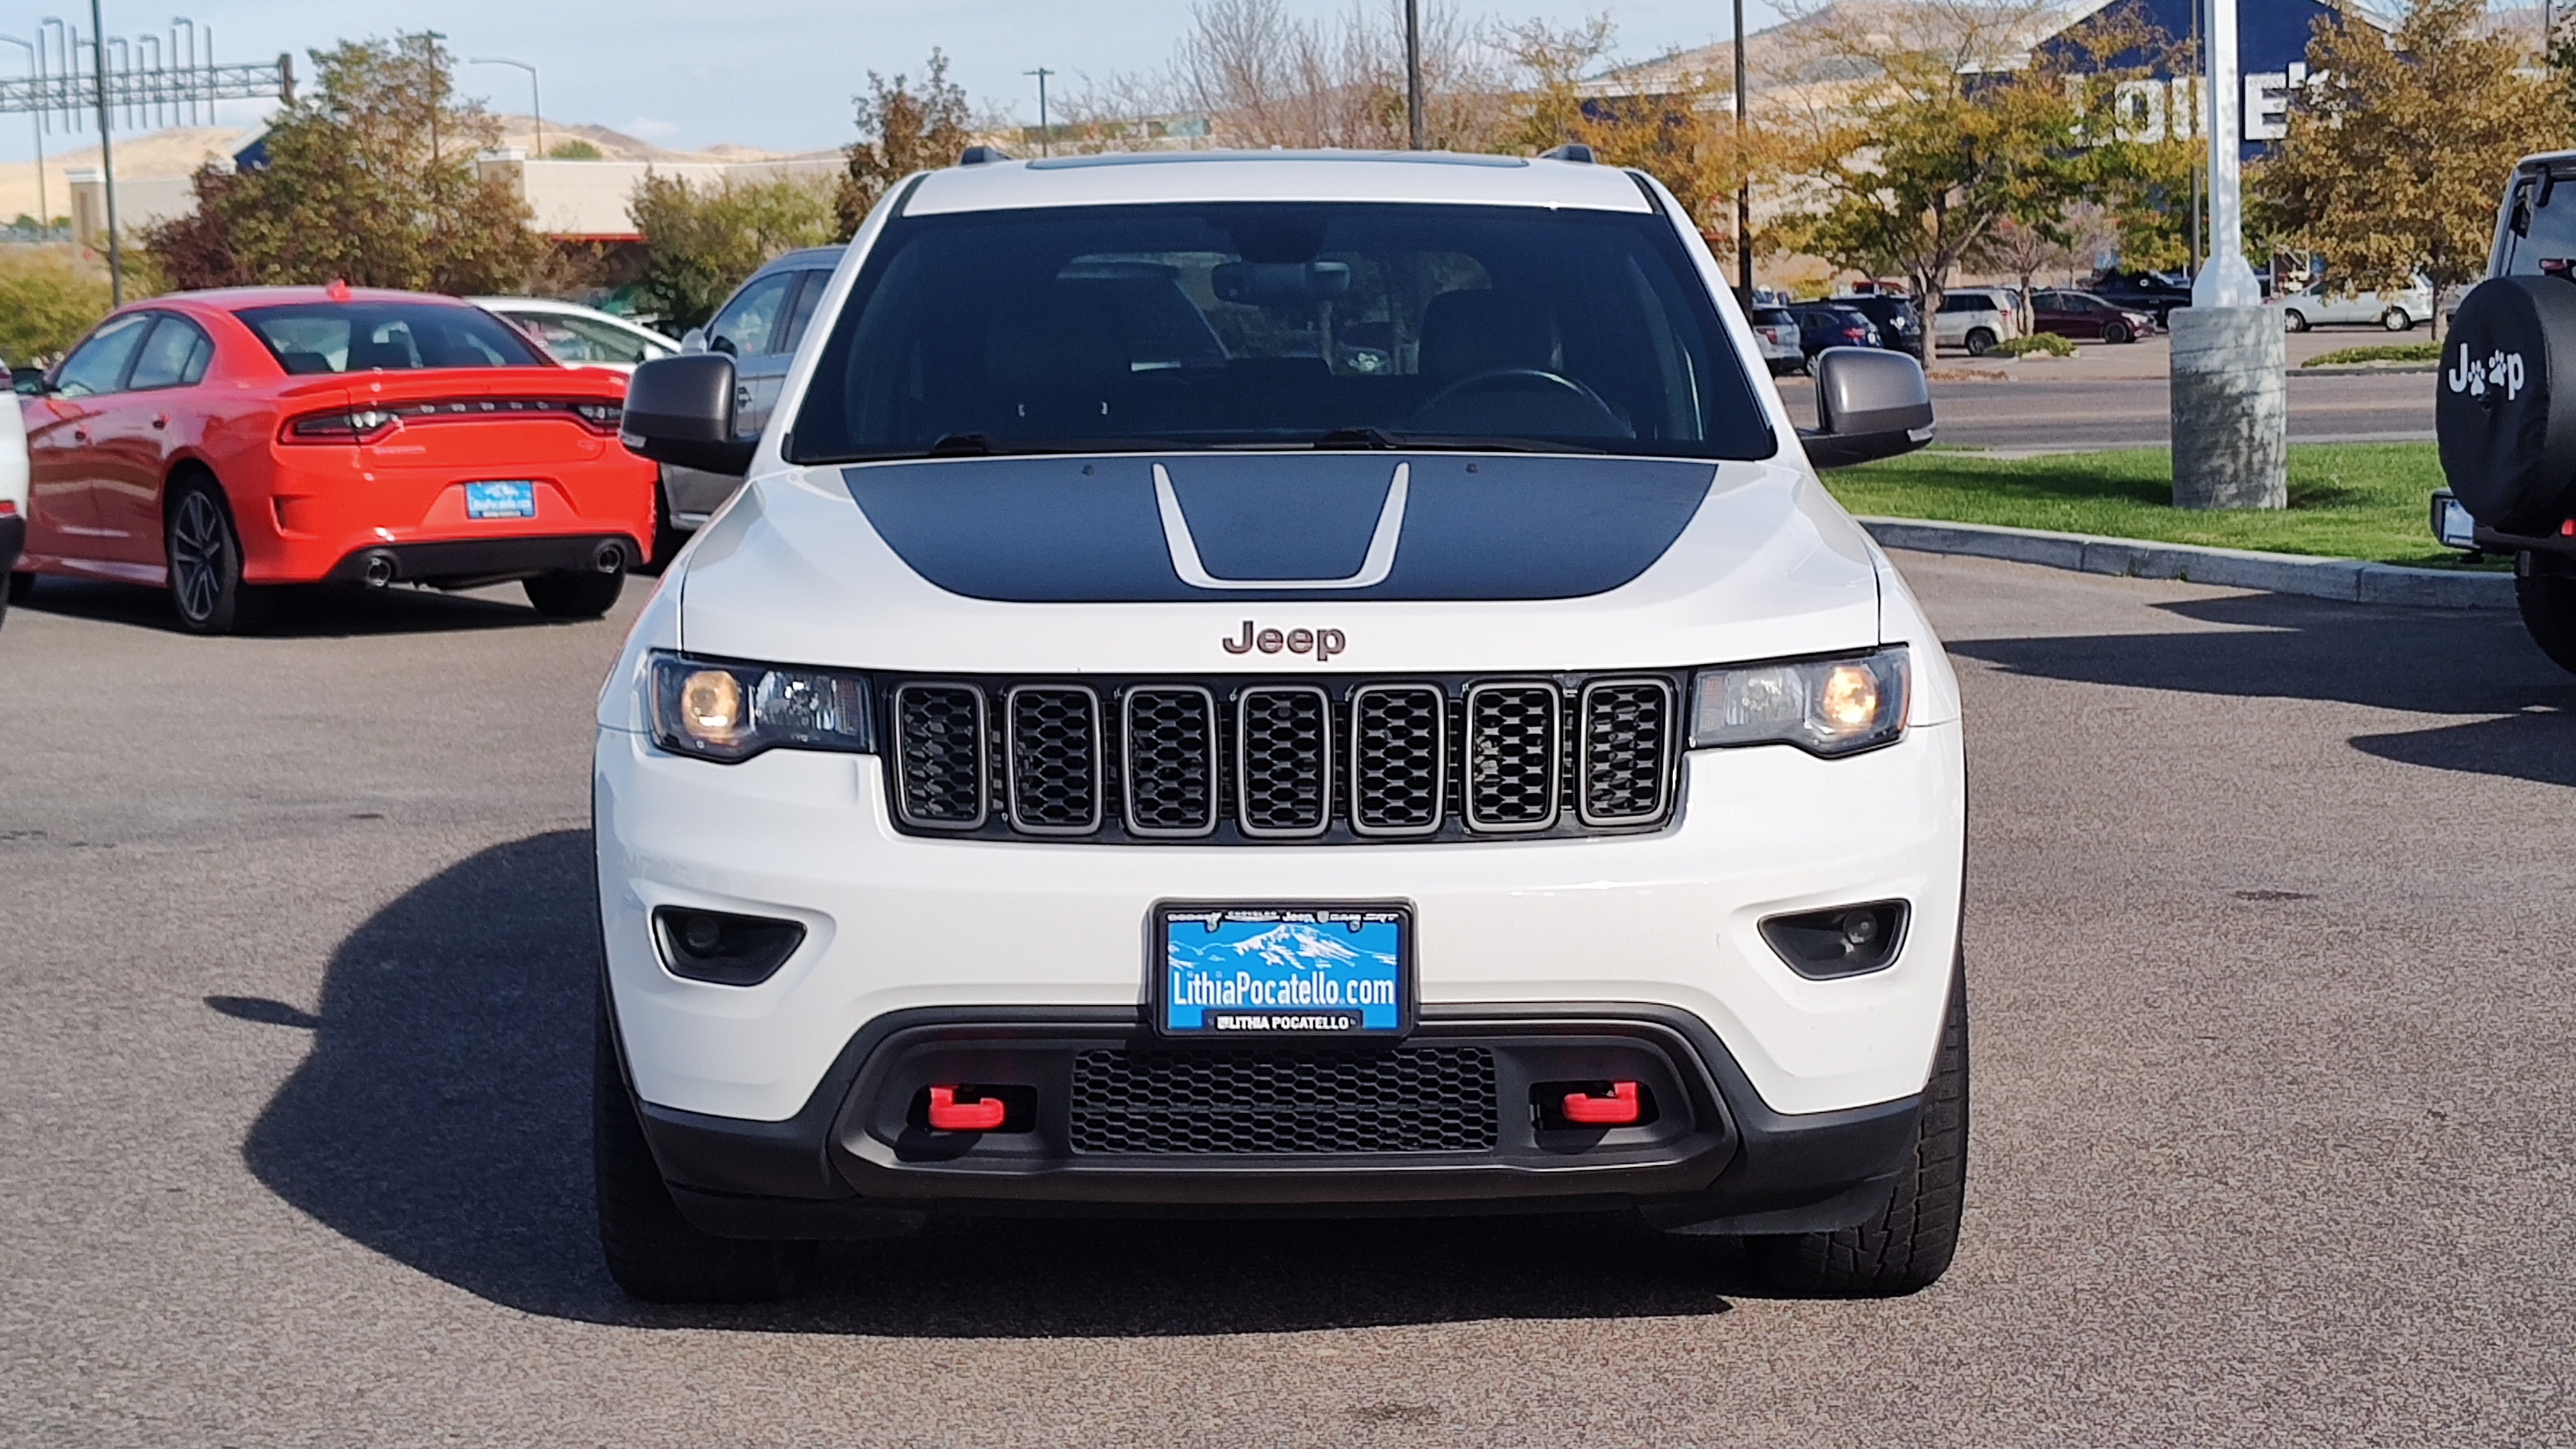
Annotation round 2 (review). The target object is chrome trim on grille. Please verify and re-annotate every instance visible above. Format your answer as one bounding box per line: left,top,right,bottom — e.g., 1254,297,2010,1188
892,682,989,830
1577,677,1678,827
1234,684,1333,838
1463,680,1562,834
1120,684,1221,838
1348,682,1448,838
1002,684,1104,835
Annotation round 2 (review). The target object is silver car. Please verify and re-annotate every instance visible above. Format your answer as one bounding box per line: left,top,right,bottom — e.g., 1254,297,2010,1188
2274,277,2434,331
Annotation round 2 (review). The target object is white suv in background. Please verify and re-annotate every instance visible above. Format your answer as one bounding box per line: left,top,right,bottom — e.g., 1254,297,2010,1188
0,362,28,628
1933,288,2023,356
598,148,1967,1304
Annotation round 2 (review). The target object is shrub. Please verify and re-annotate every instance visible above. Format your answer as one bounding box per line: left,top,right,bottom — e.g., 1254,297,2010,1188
0,246,114,363
1991,331,2077,357
547,139,604,160
2304,342,2440,367
629,173,837,330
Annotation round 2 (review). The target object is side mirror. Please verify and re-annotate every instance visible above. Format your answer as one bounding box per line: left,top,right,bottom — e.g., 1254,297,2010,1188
12,366,50,395
622,353,755,475
1801,346,1935,469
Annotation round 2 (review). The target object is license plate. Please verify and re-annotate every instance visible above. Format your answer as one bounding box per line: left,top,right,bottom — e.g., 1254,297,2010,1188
2434,492,2478,550
465,480,536,519
1154,902,1413,1038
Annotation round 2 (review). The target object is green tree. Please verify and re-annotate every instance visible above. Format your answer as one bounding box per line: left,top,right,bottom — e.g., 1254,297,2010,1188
629,173,837,330
2255,0,2569,338
837,51,973,238
143,32,541,293
0,247,114,362
1772,0,2182,318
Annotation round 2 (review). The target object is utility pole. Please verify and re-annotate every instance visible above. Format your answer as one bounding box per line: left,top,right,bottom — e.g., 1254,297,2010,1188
1733,0,1751,296
1024,67,1053,157
2168,0,2284,511
90,0,119,304
0,37,46,233
1403,0,1424,150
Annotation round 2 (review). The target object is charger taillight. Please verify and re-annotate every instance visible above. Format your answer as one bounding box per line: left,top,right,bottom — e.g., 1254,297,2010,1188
283,408,397,444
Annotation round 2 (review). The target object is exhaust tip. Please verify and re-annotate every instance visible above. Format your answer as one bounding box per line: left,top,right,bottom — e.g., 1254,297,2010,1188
592,541,628,574
360,550,398,588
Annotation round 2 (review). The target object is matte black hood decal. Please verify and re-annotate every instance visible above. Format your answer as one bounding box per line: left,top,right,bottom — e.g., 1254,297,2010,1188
840,453,1714,602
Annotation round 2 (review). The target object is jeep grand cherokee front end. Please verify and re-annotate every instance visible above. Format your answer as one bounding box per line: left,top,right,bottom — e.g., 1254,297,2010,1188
594,148,1965,1303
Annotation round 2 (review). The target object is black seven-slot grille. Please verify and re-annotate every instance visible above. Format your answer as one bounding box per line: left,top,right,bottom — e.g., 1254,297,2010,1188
888,673,1679,844
1069,1045,1501,1154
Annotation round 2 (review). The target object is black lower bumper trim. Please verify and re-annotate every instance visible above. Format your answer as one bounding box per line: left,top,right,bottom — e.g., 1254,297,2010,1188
631,1002,1929,1238
322,533,639,588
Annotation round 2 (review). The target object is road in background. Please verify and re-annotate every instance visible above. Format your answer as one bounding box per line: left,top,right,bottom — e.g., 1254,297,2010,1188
3,563,2571,1445
1777,369,2433,451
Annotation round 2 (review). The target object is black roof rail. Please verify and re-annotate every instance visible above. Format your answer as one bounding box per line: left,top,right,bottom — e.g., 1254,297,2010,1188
1539,143,1594,164
958,145,1013,166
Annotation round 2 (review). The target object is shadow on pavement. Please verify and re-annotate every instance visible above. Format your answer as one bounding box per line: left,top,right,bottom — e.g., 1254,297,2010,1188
1949,592,2576,787
238,830,1751,1334
16,575,568,638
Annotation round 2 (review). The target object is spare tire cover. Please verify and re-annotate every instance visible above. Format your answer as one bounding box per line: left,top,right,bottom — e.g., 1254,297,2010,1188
2438,274,2576,535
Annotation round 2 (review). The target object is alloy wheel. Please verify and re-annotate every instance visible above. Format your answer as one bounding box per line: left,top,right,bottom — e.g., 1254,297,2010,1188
170,491,226,624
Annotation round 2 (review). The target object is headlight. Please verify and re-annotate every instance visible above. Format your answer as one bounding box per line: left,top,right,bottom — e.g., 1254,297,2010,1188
647,653,873,763
1690,648,1908,757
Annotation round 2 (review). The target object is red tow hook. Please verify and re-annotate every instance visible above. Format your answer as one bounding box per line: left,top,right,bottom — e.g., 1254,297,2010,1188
1560,1081,1641,1126
926,1085,1008,1132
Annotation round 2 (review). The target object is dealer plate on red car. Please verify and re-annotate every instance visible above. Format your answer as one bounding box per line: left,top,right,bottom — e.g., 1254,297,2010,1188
1154,902,1413,1038
464,480,536,519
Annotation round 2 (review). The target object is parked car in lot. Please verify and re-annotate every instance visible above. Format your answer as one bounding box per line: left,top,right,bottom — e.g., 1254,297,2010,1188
597,147,1965,1306
1931,287,2021,355
2434,149,2576,674
649,247,848,545
474,296,677,374
0,356,25,630
2273,276,2433,331
10,284,656,633
2085,269,2193,326
1746,305,1806,374
1828,293,1925,357
2029,289,2155,343
1790,302,1879,357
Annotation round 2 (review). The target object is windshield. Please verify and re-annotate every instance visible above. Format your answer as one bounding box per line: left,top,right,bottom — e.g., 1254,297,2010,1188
240,302,546,374
786,202,1772,462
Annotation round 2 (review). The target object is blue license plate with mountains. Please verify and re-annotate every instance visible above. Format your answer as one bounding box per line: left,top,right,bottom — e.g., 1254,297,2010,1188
1155,902,1412,1038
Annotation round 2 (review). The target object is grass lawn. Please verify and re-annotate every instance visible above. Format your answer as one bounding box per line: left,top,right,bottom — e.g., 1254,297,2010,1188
1823,442,2490,569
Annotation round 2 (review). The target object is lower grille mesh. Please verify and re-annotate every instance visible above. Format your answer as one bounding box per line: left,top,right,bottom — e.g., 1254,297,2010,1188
1068,1046,1500,1153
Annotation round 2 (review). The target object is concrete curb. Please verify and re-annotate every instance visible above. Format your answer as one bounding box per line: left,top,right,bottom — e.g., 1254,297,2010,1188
2288,362,2439,377
1858,516,2514,611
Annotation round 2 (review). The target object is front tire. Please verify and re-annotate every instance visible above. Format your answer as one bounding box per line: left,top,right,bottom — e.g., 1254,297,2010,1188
165,480,262,635
1745,960,1968,1297
1963,327,1997,357
2382,308,2413,332
524,569,625,619
2515,564,2576,677
595,999,816,1302
2282,308,2310,333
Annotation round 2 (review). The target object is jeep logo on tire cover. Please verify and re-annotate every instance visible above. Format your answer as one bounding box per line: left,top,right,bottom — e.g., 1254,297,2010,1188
2436,274,2576,536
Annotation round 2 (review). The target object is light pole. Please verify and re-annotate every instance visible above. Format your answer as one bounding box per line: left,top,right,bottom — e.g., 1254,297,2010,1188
469,56,540,158
1403,0,1424,149
0,36,47,233
90,0,119,303
2168,0,2283,510
1023,67,1053,157
170,17,192,125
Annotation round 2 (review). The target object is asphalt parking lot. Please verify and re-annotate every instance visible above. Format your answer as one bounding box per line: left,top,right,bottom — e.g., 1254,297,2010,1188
3,557,2572,1446
1777,369,2434,450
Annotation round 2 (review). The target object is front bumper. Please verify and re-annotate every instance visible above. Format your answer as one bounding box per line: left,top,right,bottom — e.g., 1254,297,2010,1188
625,1003,1926,1238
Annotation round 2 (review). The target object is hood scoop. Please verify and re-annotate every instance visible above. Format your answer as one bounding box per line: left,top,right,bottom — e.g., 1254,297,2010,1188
840,452,1714,604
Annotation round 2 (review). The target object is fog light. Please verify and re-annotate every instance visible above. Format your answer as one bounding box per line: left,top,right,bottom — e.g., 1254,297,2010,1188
1760,901,1909,979
650,906,805,986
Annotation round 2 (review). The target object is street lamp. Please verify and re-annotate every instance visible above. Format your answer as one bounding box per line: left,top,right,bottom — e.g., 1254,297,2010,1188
170,17,192,125
1024,67,1053,157
0,36,48,232
469,56,540,158
1403,0,1424,149
2167,0,2284,511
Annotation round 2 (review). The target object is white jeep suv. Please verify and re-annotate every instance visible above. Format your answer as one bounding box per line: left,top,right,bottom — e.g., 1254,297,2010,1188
596,149,1968,1303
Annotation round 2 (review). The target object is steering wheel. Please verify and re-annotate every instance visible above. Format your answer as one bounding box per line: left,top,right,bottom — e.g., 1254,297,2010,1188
1410,366,1616,425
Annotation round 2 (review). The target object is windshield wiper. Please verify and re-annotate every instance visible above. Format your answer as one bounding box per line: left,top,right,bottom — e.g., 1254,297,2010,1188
1312,427,1602,455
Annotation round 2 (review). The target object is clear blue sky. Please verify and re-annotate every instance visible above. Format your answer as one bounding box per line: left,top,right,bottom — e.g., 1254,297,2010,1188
24,0,1787,155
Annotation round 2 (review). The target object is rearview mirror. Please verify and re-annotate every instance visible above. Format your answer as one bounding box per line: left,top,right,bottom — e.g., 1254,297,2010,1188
1211,261,1352,305
622,353,755,475
1801,347,1935,469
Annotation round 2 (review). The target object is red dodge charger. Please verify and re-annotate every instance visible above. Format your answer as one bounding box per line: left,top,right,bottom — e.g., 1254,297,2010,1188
10,283,657,633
